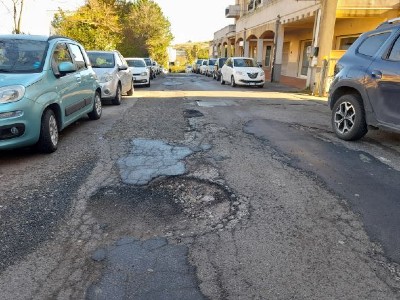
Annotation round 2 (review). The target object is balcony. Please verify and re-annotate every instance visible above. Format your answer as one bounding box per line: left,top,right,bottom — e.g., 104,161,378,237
225,5,240,18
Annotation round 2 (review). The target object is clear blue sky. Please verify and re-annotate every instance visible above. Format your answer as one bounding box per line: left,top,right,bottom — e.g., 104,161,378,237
0,0,234,44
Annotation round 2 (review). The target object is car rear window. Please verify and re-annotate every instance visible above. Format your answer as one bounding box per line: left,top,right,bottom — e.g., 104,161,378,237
88,52,115,68
127,59,146,67
357,32,391,57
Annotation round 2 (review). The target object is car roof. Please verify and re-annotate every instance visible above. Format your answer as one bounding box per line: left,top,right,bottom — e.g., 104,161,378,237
376,17,400,29
0,34,77,43
87,50,117,53
230,57,254,59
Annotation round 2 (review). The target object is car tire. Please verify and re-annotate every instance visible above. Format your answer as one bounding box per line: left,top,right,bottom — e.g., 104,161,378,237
331,93,368,141
221,75,225,85
112,84,122,105
88,91,102,120
258,84,264,88
231,76,236,87
127,80,134,96
146,79,151,88
36,108,58,153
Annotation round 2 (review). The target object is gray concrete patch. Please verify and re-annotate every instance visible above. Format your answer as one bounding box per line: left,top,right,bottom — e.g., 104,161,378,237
196,100,237,107
118,139,193,185
163,81,184,86
86,237,205,300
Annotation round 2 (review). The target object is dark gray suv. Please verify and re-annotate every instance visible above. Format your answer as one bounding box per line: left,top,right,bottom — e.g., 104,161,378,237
328,18,400,141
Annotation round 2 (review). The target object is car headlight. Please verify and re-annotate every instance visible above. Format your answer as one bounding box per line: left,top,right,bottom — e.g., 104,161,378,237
260,71,265,76
0,85,25,104
99,73,113,83
141,72,148,76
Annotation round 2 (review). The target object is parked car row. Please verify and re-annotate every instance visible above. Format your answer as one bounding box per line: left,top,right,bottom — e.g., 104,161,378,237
194,56,265,88
0,34,158,153
87,50,133,105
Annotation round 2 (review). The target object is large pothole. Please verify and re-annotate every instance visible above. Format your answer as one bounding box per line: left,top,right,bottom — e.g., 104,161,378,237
88,177,248,239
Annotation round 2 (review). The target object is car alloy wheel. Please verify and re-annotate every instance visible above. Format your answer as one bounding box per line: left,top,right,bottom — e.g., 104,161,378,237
332,94,368,141
112,84,122,105
88,91,102,120
37,109,58,153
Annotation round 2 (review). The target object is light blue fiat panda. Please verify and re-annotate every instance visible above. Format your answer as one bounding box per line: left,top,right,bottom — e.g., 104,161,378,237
0,35,102,153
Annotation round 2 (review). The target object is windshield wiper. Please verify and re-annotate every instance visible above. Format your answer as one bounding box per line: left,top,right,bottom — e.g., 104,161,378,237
0,69,12,73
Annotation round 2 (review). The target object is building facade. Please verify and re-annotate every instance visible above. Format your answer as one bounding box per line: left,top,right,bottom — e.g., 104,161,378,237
212,0,400,95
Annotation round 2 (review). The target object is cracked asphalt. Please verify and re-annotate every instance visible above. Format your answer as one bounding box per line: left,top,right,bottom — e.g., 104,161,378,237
0,73,400,299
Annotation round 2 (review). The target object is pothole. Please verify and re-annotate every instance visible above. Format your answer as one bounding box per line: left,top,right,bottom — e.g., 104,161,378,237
88,177,248,238
183,109,204,118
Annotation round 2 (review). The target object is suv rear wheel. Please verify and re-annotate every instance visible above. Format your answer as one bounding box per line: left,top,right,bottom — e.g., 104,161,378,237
332,94,368,141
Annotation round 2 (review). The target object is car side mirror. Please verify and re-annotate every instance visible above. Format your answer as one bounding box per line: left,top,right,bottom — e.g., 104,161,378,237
58,62,76,76
118,65,128,71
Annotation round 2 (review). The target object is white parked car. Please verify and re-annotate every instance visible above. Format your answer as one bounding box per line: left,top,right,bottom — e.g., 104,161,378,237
199,60,208,75
87,50,134,104
185,65,193,73
205,58,217,77
126,57,150,87
220,57,265,88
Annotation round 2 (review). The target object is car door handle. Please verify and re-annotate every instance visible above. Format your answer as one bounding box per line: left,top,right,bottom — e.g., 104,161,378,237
371,70,382,79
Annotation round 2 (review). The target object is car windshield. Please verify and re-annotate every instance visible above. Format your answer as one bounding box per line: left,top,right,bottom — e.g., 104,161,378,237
143,58,152,66
87,52,115,68
233,58,257,67
0,39,47,73
127,59,146,68
219,58,227,67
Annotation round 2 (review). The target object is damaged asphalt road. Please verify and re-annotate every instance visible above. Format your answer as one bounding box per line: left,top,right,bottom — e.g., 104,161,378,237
0,73,399,299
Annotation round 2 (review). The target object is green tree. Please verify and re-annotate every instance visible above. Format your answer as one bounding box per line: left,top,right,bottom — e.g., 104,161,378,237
116,0,173,67
52,0,173,67
52,0,121,50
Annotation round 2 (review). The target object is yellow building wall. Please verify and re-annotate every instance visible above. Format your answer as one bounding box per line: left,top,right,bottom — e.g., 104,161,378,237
282,29,313,77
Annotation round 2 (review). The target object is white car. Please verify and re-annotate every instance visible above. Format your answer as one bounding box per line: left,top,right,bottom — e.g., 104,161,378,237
87,50,134,104
220,57,265,88
205,58,217,77
199,60,208,75
185,65,193,73
126,57,150,87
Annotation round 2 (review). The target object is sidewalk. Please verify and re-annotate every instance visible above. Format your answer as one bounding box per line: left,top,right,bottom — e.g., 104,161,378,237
263,80,328,103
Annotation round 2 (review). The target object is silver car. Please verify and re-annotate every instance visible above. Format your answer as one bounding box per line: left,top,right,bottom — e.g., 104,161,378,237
87,50,134,105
